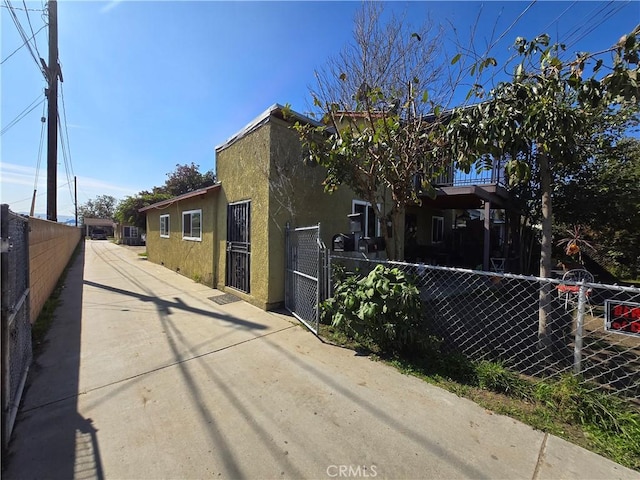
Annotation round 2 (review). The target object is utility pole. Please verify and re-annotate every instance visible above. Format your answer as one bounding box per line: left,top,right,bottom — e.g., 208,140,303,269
74,176,78,227
46,0,60,222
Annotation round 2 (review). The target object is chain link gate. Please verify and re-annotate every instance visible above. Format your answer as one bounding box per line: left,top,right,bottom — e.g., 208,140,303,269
285,224,327,335
1,205,32,449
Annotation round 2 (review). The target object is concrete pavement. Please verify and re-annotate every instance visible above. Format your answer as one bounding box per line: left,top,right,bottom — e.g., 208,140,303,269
3,240,639,479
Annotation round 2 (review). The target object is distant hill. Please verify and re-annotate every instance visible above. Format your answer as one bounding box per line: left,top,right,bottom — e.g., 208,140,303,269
17,212,78,225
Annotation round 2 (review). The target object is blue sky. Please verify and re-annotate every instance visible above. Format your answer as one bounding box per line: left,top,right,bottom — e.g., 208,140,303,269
2,1,638,219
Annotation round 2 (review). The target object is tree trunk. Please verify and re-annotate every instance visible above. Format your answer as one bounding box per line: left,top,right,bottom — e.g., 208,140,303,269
384,207,405,260
538,151,554,357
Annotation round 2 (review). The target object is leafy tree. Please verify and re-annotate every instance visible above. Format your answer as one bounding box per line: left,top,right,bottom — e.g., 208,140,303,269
294,3,459,260
78,195,117,221
554,137,640,278
163,162,216,196
445,26,639,351
114,191,172,228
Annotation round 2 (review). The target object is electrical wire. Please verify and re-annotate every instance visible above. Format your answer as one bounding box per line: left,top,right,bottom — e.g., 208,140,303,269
485,0,537,55
57,111,75,204
22,0,42,59
0,3,43,11
0,93,45,136
33,101,47,192
563,2,628,51
59,82,76,205
6,180,72,207
0,23,46,64
3,0,47,79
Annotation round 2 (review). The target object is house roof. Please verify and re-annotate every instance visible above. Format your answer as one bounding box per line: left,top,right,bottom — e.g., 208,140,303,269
138,183,221,212
215,103,322,153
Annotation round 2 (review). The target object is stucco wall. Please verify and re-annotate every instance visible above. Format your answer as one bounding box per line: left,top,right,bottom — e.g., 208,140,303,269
145,191,217,286
29,218,82,323
215,123,272,309
215,117,364,310
267,118,357,305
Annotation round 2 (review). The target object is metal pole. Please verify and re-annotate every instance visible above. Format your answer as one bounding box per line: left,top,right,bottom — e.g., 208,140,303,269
573,282,587,375
315,223,321,334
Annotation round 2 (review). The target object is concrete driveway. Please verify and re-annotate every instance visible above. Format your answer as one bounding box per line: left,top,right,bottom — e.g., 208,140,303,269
4,241,638,479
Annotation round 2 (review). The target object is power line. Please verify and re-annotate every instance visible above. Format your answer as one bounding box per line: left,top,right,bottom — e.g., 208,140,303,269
22,0,43,59
59,82,75,205
0,93,45,136
0,23,46,65
6,180,72,207
485,0,537,55
537,1,577,38
34,101,47,192
2,0,47,79
57,112,74,204
0,3,43,11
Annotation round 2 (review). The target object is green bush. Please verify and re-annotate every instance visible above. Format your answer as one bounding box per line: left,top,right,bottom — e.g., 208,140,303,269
475,360,531,398
320,264,426,354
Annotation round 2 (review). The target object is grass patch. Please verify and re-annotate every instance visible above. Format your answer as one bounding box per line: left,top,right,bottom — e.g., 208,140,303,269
138,251,148,258
31,241,82,355
321,324,640,471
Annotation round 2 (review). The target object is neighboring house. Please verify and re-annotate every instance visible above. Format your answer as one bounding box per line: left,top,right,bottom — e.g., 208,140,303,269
141,103,518,310
141,185,219,286
114,223,145,246
82,218,115,238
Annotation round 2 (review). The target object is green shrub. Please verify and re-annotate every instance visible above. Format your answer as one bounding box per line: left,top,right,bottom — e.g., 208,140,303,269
320,264,426,354
475,360,530,398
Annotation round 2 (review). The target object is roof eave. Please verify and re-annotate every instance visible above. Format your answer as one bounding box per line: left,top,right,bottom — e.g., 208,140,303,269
138,183,221,213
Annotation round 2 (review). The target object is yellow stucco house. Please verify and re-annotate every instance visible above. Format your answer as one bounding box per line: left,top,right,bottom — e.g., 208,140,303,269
142,103,513,311
142,104,362,310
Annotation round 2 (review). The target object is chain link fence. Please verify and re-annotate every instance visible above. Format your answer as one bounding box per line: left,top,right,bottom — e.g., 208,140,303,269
328,253,640,403
1,205,32,448
285,224,328,335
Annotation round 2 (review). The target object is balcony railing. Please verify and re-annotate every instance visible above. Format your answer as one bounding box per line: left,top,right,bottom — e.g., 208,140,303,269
430,159,505,187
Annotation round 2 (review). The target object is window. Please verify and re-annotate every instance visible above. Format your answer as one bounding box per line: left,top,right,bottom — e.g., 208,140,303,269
431,216,444,243
182,209,202,241
123,226,138,238
352,200,380,238
160,215,170,238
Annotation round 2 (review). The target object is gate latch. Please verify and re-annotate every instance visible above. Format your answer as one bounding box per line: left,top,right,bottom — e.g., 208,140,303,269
0,237,11,253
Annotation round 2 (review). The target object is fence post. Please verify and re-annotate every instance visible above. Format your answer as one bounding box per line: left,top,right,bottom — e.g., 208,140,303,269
573,281,587,375
315,223,321,334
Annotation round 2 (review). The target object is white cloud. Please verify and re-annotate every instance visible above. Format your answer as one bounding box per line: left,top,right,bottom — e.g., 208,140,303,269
0,162,141,210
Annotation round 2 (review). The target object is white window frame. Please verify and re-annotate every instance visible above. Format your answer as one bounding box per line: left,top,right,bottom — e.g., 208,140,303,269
182,209,202,241
431,215,444,243
123,226,139,238
351,200,381,238
160,214,170,238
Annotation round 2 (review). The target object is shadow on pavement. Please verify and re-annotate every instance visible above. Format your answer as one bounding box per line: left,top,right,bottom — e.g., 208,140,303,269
83,279,267,331
4,242,105,480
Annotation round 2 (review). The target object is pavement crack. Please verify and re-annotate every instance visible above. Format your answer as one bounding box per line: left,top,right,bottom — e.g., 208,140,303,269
531,432,549,480
20,324,296,414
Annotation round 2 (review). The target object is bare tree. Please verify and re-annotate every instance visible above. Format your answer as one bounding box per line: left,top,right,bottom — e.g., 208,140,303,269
296,3,460,259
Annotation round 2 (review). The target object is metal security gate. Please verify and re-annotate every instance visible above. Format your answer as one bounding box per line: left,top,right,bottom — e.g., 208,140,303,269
226,201,251,293
1,205,32,449
285,224,327,335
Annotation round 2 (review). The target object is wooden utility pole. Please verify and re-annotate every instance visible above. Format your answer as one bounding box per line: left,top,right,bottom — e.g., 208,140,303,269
74,176,78,226
46,0,59,222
